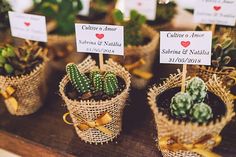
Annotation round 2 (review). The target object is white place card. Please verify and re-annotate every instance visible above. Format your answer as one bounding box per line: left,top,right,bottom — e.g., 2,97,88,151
8,11,47,42
78,0,90,16
194,0,236,26
124,0,157,20
160,31,212,65
75,24,124,55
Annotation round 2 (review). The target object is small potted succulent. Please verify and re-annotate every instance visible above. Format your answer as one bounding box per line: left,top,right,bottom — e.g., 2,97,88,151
0,41,48,116
0,0,12,43
190,26,236,88
147,0,177,30
78,0,116,24
33,0,85,69
59,56,131,144
148,72,235,157
111,10,159,89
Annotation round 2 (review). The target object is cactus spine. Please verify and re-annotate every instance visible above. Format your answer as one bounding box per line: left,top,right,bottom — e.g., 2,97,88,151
90,70,103,92
103,72,119,96
190,102,213,123
66,63,91,94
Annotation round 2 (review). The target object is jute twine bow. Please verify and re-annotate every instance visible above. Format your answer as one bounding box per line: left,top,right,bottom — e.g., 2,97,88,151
0,86,18,112
63,112,113,136
124,58,153,80
159,134,222,157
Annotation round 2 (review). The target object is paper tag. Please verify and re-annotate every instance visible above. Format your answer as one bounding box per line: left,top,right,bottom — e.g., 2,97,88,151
194,0,236,26
78,0,90,16
8,11,47,42
124,0,157,20
75,24,124,55
160,31,212,65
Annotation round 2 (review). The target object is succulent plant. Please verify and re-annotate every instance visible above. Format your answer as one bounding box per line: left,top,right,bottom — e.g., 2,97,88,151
113,9,146,46
186,77,207,103
190,102,213,123
0,0,12,30
66,63,91,94
170,92,193,118
196,26,236,69
34,0,82,35
90,70,103,92
0,41,47,76
66,63,119,98
148,1,176,25
103,71,118,96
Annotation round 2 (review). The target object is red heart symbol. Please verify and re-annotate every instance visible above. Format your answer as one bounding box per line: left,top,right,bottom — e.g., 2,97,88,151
181,41,191,48
213,6,221,11
24,22,30,27
96,33,104,39
138,2,142,6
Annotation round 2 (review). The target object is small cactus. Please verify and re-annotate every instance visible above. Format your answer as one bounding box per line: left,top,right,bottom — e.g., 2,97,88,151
66,63,91,94
186,77,207,103
170,92,193,118
103,71,119,96
190,102,213,123
90,70,103,92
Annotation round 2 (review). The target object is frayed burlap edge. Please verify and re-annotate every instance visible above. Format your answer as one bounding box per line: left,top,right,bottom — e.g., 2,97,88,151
0,61,47,116
59,56,131,144
147,70,235,157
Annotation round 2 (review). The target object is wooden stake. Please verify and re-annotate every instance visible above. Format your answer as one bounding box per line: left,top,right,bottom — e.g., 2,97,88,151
211,24,216,36
181,64,187,93
99,53,104,71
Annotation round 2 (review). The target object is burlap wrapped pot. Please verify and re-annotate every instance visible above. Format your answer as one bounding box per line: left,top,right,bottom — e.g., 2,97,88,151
59,56,131,144
112,24,159,89
148,70,235,157
0,61,47,116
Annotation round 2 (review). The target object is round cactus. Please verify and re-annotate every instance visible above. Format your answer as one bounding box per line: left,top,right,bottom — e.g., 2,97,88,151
170,92,193,118
186,77,207,103
190,102,213,123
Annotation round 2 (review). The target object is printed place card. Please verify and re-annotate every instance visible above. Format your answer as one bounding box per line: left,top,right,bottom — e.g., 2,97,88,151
124,0,157,20
160,31,212,65
8,11,47,42
194,0,236,26
78,0,90,16
75,24,124,55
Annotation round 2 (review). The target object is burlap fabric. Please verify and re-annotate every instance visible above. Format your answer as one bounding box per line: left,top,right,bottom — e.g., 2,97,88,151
189,65,236,88
112,24,159,89
59,56,131,144
148,71,235,157
0,62,47,116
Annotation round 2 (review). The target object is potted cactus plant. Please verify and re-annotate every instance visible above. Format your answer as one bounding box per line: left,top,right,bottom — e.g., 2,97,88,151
111,9,159,89
59,56,131,144
0,41,48,116
0,0,12,43
33,0,85,69
78,0,116,24
190,26,236,88
148,72,235,157
147,0,177,30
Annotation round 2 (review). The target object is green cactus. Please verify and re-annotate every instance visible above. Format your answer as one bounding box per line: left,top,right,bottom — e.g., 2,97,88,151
90,70,103,92
190,102,213,123
103,71,118,96
66,63,91,94
170,92,193,118
113,9,146,46
186,77,207,103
